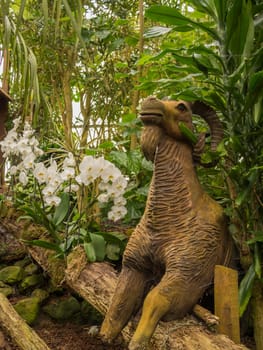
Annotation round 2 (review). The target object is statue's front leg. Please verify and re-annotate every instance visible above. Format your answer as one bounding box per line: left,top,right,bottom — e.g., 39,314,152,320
129,273,194,350
100,266,147,342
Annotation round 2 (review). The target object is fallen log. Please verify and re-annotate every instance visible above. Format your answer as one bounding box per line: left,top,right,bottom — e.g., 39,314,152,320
65,246,248,350
0,293,51,350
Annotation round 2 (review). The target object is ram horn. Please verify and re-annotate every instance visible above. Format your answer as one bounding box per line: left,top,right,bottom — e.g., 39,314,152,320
191,100,224,152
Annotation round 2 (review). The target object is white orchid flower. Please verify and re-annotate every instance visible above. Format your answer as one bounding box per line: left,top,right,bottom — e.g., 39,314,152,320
33,162,47,184
114,196,127,206
61,166,75,181
108,205,127,221
97,193,110,203
19,171,28,186
44,195,61,207
42,184,57,197
22,152,36,170
9,165,18,175
63,153,76,167
64,183,79,193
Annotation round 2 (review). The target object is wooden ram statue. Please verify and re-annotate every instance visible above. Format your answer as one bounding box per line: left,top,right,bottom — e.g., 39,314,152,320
100,96,232,350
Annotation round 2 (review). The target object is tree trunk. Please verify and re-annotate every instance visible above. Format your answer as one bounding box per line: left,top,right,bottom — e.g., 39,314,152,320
0,293,51,350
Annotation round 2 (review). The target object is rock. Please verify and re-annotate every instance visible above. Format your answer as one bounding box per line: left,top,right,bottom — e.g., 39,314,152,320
20,274,44,290
81,300,103,324
24,263,40,275
31,288,49,303
0,265,23,284
0,225,26,262
14,297,40,325
14,256,32,268
0,281,13,297
43,296,80,320
47,279,64,294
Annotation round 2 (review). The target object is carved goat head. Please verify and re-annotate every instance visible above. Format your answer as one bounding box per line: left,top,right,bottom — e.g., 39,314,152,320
139,96,223,164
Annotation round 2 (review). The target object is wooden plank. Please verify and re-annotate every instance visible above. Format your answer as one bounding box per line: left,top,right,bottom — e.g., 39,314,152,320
214,265,240,343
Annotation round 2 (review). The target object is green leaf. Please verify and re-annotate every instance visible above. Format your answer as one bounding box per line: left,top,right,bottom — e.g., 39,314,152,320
235,170,258,206
207,92,226,111
239,264,256,316
247,232,263,244
214,0,227,28
178,122,198,144
52,192,70,226
145,5,219,41
109,151,128,169
242,1,254,59
23,239,63,254
89,233,106,262
146,5,192,26
254,243,262,279
121,113,137,123
99,231,127,254
106,243,121,261
188,0,218,20
144,26,172,38
192,54,208,76
84,242,96,262
226,0,243,50
248,71,263,96
98,141,114,149
253,98,262,124
226,0,254,62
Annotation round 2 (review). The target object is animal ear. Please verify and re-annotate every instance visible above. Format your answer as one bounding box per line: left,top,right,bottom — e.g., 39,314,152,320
191,101,223,152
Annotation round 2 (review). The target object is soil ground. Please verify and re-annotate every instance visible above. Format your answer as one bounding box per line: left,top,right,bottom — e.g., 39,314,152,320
0,314,128,350
0,314,256,350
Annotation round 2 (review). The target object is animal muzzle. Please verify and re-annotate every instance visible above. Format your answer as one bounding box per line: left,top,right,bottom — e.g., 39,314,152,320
139,96,165,125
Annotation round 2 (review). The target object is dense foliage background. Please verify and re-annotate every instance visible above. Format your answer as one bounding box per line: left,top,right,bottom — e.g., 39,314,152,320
1,0,263,348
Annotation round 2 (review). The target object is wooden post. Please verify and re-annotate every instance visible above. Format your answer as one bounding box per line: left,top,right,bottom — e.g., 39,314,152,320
214,265,240,343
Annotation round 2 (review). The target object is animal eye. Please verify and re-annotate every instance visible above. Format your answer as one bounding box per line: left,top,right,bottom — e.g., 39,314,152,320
177,103,187,112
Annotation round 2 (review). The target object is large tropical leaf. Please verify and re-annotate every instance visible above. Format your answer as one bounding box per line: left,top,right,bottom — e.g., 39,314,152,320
226,0,254,63
239,264,256,317
52,192,70,227
145,5,219,41
89,232,106,262
144,26,172,38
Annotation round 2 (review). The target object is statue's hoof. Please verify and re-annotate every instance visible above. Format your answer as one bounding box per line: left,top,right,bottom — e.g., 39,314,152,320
99,331,111,344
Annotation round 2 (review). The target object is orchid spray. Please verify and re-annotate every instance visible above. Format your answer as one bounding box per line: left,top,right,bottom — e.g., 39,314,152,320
0,117,128,260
